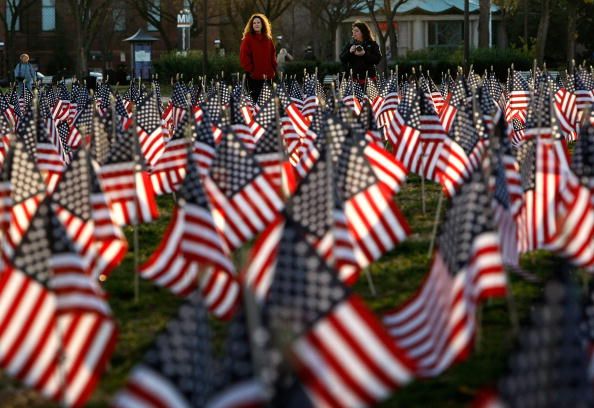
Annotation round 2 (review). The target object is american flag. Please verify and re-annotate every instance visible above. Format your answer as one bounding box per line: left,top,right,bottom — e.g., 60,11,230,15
135,91,166,169
35,111,65,194
479,276,594,407
0,138,46,264
574,68,594,110
516,87,571,253
207,307,270,407
242,147,360,299
90,110,112,165
263,218,415,407
289,79,304,111
288,149,361,284
97,127,159,226
489,115,522,266
51,148,107,277
96,82,112,112
427,75,446,113
87,157,128,280
113,293,217,408
140,152,239,318
51,82,71,122
203,130,284,251
342,79,362,116
385,83,423,172
150,111,191,195
418,88,471,198
328,116,410,268
383,170,506,377
0,91,17,127
152,76,163,115
377,77,399,127
277,81,311,139
301,76,319,117
67,99,93,149
554,87,579,141
252,98,285,189
193,106,217,176
162,81,189,133
505,70,531,124
448,91,485,173
478,83,500,131
548,120,594,271
0,198,117,407
230,84,255,125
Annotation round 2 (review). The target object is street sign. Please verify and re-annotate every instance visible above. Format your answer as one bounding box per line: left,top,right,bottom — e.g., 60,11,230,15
177,9,193,28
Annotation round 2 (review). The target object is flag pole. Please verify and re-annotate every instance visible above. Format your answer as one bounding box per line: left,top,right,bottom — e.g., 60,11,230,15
427,193,443,258
131,107,141,303
273,87,289,200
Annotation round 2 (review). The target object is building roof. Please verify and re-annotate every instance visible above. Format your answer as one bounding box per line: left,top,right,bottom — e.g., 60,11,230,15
396,0,499,14
123,28,159,43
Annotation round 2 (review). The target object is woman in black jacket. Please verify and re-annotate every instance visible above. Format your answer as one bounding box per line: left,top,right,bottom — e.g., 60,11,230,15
340,21,382,84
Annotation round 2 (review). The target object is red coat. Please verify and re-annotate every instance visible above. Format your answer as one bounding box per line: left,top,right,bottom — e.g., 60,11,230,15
240,33,277,80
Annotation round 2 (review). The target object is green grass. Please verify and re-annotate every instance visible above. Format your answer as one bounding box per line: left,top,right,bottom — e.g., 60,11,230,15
0,176,567,407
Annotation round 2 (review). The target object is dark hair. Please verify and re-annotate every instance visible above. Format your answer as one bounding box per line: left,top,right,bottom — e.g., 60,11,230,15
352,21,375,42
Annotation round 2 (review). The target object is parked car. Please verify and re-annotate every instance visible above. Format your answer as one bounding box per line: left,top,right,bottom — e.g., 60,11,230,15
36,72,53,85
36,72,74,86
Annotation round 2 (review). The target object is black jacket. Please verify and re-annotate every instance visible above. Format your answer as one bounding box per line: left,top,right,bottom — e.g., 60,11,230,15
339,39,382,80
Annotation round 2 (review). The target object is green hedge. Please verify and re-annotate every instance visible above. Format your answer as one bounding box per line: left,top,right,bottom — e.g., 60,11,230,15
154,48,537,83
154,51,343,82
153,51,242,81
281,61,343,79
391,47,534,80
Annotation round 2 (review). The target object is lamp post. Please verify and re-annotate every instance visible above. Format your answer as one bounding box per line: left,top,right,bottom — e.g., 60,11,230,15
463,0,470,74
202,0,208,75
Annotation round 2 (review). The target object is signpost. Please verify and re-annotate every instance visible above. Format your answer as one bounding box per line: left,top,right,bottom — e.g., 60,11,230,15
177,8,193,54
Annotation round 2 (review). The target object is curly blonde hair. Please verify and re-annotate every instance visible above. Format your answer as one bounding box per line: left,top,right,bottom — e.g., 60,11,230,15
242,14,272,40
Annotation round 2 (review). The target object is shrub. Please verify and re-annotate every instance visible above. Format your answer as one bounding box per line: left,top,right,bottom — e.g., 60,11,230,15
390,47,534,81
153,51,242,81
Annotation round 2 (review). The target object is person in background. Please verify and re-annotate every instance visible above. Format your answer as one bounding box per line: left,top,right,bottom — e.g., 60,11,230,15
339,21,382,84
239,13,277,102
14,53,36,91
277,47,293,74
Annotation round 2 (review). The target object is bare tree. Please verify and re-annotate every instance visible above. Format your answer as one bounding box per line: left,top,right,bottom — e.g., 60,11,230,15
0,0,37,75
221,0,293,38
124,0,177,50
65,0,113,76
493,0,520,49
479,0,490,48
300,0,366,60
535,0,550,64
566,0,578,63
364,0,409,72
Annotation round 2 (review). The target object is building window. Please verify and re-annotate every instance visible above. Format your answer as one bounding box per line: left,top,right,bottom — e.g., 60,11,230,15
42,0,56,31
147,0,160,32
427,21,463,47
113,4,126,32
6,0,21,31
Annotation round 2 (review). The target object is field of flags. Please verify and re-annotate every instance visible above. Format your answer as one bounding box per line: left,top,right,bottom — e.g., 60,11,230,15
0,60,593,407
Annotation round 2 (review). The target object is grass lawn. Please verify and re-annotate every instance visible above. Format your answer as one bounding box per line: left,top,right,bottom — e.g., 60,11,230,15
0,173,568,407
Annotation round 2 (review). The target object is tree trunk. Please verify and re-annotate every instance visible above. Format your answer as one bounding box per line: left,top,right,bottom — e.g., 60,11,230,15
498,12,509,49
479,0,490,48
535,0,550,64
566,0,577,64
387,19,398,62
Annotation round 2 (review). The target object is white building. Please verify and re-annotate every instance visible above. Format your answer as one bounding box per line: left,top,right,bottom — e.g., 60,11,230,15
337,0,502,60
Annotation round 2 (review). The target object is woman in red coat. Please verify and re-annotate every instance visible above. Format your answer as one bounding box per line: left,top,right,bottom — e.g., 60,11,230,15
240,14,277,103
